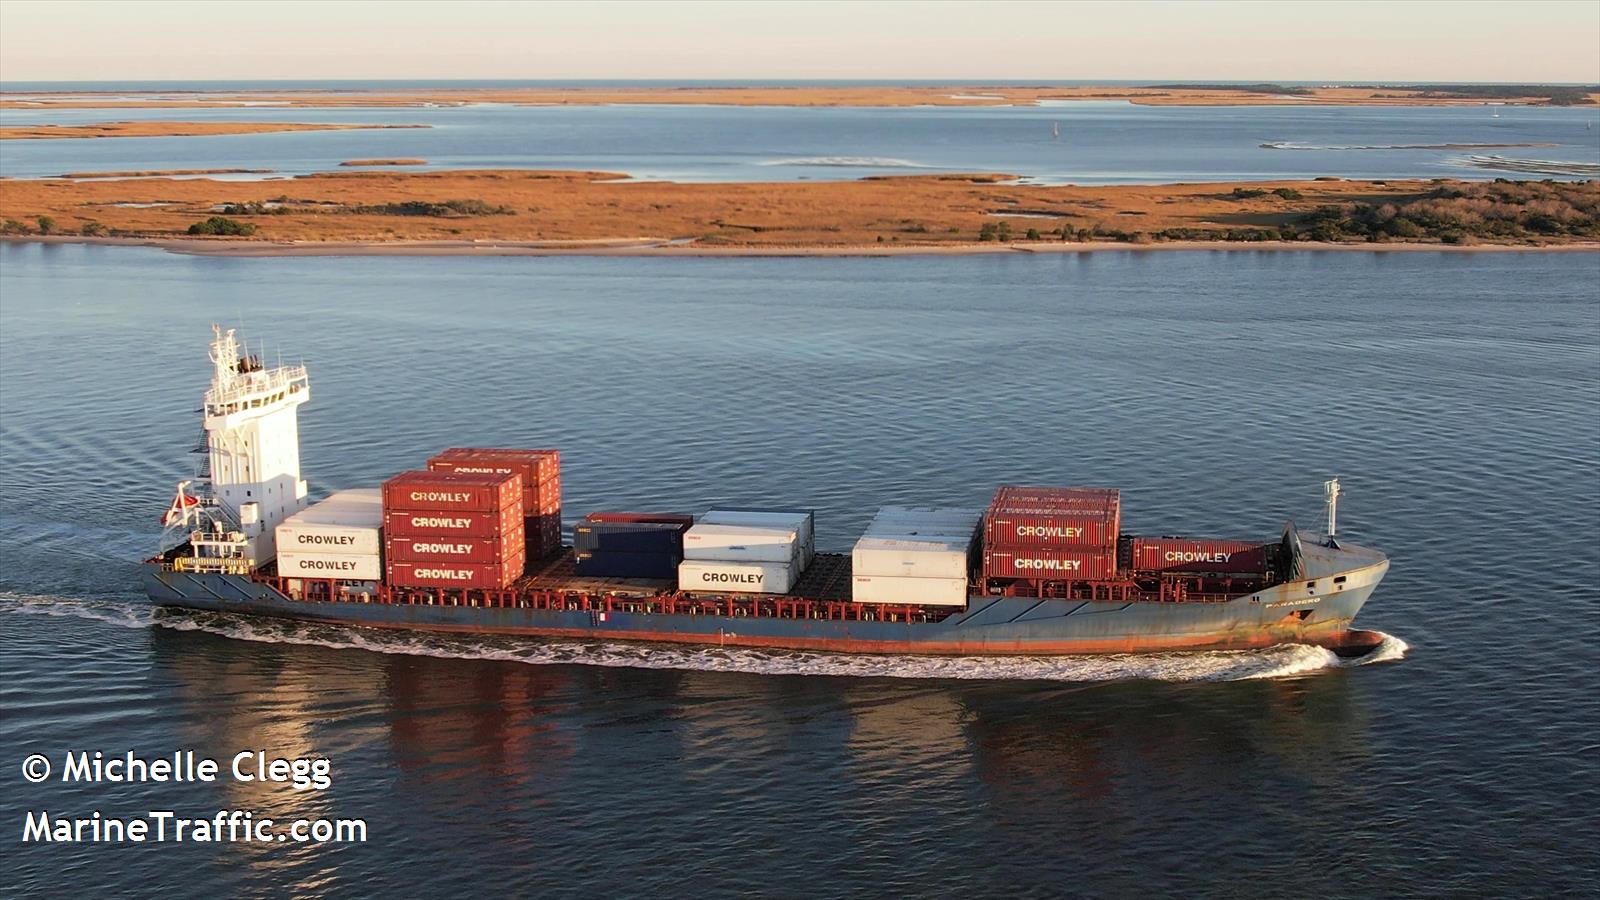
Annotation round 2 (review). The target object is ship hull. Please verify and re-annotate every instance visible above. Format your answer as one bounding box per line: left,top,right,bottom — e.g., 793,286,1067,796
141,555,1388,657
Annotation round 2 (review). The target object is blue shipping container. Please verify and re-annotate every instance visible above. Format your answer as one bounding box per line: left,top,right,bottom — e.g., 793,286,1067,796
573,522,686,554
573,550,681,579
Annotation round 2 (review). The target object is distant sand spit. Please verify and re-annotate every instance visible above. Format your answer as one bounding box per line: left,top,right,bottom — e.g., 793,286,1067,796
3,85,1596,111
0,121,430,140
55,168,275,179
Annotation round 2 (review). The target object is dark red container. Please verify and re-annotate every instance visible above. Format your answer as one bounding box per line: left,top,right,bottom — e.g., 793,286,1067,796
384,506,522,539
386,553,525,590
1131,538,1267,573
995,486,1119,509
986,486,1122,549
985,512,1119,548
428,448,560,516
586,511,695,528
527,485,562,516
430,447,560,483
383,470,523,514
983,547,1117,581
385,525,525,564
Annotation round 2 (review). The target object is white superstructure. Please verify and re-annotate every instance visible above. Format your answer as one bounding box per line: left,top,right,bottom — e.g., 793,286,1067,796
161,326,311,571
201,326,310,565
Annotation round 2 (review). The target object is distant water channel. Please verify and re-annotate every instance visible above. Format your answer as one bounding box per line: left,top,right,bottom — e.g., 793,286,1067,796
1,244,1597,895
2,100,1597,182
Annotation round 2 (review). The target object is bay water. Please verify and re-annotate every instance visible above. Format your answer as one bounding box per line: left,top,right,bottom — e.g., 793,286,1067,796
1,244,1597,895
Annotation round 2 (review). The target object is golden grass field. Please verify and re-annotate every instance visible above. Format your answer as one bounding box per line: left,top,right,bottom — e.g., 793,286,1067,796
3,169,1594,251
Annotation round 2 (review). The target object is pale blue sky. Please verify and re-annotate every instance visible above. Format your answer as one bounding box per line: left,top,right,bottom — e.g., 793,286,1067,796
1,0,1596,83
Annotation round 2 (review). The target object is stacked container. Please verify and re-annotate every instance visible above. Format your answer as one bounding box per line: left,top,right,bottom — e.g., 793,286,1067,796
572,512,693,579
1130,537,1267,574
427,448,562,562
275,488,384,581
851,506,981,606
585,512,695,528
983,487,1121,583
382,470,525,589
679,507,815,594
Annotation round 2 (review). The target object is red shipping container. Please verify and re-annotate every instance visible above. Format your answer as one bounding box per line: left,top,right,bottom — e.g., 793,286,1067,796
995,486,1119,509
384,506,522,539
1131,538,1267,573
586,511,694,528
430,447,560,483
386,525,525,564
428,448,560,515
428,463,558,511
386,553,525,590
987,485,1121,549
985,512,1119,548
383,470,523,514
983,547,1117,581
527,483,562,516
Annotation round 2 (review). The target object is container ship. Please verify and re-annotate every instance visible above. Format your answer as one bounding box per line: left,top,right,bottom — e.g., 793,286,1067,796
143,328,1390,657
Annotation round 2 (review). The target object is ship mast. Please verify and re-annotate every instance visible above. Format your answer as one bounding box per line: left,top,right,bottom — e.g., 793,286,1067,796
1324,476,1342,538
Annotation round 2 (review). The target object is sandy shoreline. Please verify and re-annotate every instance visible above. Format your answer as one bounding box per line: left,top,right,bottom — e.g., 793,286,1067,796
7,234,1595,258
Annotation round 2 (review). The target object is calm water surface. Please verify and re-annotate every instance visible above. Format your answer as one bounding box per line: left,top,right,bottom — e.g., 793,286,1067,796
2,101,1596,182
1,245,1597,897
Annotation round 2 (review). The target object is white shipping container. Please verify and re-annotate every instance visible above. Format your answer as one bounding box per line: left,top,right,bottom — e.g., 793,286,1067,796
277,551,382,581
277,523,381,556
701,509,814,545
277,488,384,556
851,575,970,606
678,559,796,594
683,523,800,562
283,488,383,526
852,538,972,579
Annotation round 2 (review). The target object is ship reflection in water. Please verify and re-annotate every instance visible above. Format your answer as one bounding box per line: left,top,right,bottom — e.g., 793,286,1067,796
141,622,1374,895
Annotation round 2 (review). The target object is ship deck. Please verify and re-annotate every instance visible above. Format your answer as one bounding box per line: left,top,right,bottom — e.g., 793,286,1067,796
164,543,1284,625
517,549,855,601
